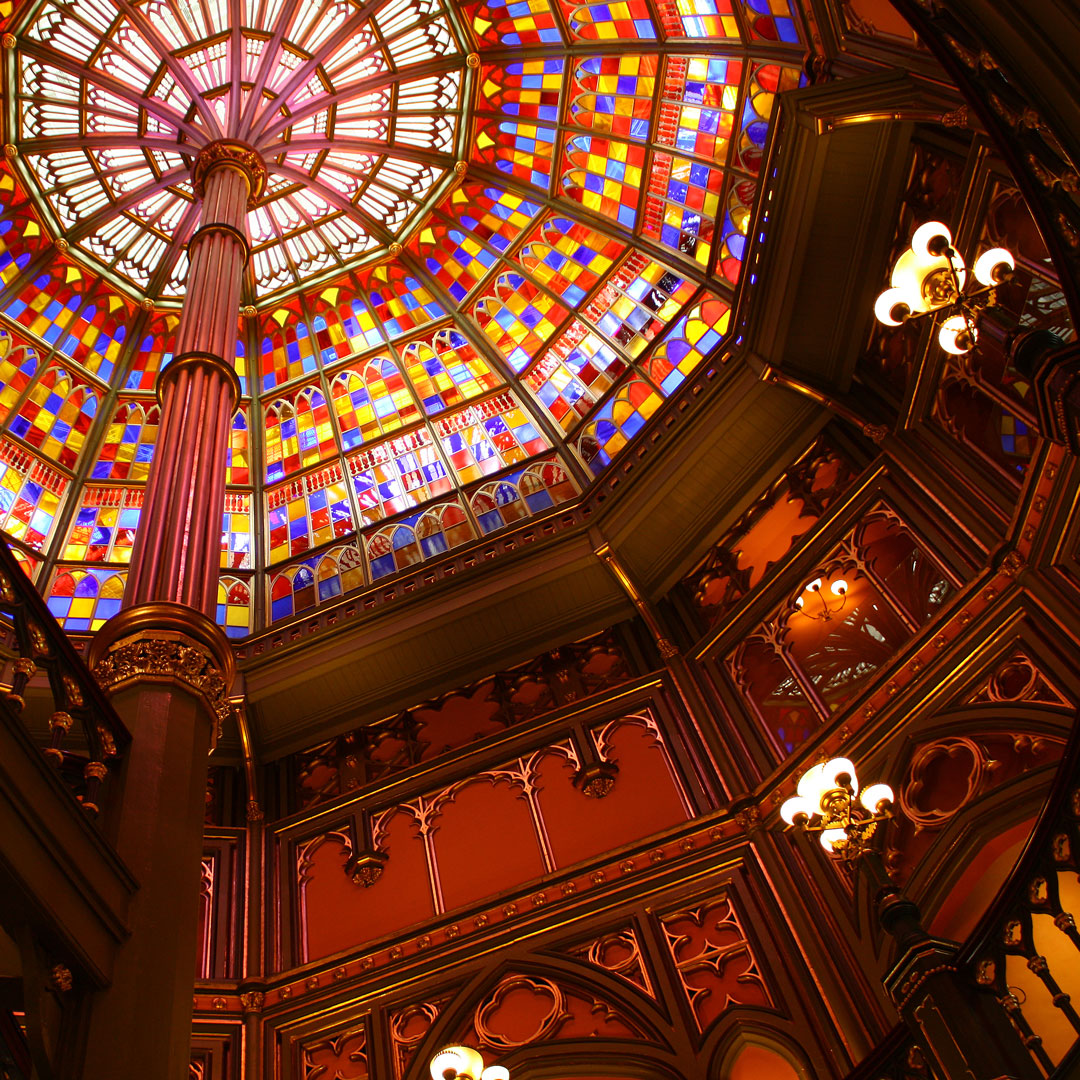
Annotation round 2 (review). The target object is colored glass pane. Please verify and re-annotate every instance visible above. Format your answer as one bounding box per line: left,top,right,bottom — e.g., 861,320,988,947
7,364,98,470
643,152,723,267
227,409,250,486
361,266,445,339
62,487,141,563
719,179,756,284
474,273,569,374
578,377,662,474
0,174,48,290
582,254,696,358
645,296,730,393
46,567,125,632
462,0,563,46
347,429,453,525
655,0,739,38
517,216,624,307
267,464,355,564
402,330,501,415
126,313,179,391
217,575,252,638
91,401,159,481
434,391,550,484
561,135,645,228
657,56,741,165
563,0,656,41
0,438,67,550
524,320,627,430
471,459,576,532
474,116,557,192
331,357,421,450
441,184,543,256
413,219,500,305
260,305,319,389
269,543,365,622
568,56,656,140
365,501,473,580
0,331,40,422
741,0,799,43
264,386,336,483
222,492,253,570
735,63,803,175
479,60,563,129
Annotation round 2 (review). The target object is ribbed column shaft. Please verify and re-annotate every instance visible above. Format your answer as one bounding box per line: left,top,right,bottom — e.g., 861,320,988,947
123,161,252,618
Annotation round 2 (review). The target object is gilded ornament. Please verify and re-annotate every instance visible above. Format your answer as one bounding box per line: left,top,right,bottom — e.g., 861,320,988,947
191,141,269,208
49,965,73,992
240,990,264,1013
1,34,15,49
466,52,480,68
55,238,69,253
92,634,231,734
454,160,468,177
140,297,154,312
388,242,403,256
242,305,257,318
3,144,16,159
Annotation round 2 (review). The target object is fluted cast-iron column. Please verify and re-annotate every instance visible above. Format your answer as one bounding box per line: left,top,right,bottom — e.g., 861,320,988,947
124,142,263,616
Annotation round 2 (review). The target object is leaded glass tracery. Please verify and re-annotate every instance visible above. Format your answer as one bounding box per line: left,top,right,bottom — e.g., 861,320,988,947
0,0,806,633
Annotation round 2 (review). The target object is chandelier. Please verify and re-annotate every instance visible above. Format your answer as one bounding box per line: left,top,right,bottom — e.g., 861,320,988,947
793,577,848,622
430,1046,509,1080
780,757,894,859
873,221,1015,355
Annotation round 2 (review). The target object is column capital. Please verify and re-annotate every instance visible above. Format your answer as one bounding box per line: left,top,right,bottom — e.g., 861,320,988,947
191,140,268,208
88,603,236,750
157,352,242,412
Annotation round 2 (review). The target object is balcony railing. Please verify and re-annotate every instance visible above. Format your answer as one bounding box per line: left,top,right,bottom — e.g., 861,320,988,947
0,537,129,817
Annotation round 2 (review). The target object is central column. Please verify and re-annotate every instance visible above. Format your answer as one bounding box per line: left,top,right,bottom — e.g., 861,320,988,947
125,142,264,615
83,142,264,1080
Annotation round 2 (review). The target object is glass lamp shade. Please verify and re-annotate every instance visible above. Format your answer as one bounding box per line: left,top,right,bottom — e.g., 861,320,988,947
796,762,828,807
859,783,894,813
831,579,848,596
822,757,858,797
910,221,952,259
820,827,847,852
780,795,817,826
431,1047,485,1080
938,314,976,355
973,247,1015,286
874,287,915,326
481,1068,511,1080
889,250,928,312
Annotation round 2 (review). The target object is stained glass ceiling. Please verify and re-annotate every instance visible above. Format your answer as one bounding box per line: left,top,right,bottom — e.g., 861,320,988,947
0,0,804,637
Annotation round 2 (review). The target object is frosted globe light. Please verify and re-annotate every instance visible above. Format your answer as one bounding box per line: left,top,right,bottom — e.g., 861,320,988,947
431,1047,485,1080
780,795,817,827
874,287,914,326
830,579,848,596
973,247,1015,286
481,1068,510,1080
938,314,976,355
796,762,828,807
889,250,926,309
860,783,894,813
823,757,858,797
820,827,847,853
911,221,951,259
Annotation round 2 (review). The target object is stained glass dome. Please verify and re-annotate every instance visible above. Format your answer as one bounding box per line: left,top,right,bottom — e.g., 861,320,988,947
0,0,804,637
